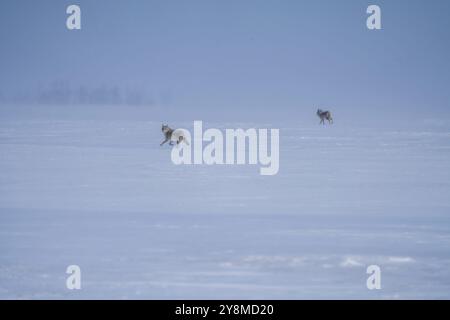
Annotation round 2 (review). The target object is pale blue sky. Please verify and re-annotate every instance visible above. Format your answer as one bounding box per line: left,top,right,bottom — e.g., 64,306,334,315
0,0,449,122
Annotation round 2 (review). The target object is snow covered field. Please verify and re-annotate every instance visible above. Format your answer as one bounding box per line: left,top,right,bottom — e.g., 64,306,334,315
1,117,450,299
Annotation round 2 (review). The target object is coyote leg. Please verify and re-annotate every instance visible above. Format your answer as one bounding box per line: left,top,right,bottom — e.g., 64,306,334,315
160,138,169,146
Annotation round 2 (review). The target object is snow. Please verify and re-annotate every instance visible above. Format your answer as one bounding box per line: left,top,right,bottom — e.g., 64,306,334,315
1,116,450,299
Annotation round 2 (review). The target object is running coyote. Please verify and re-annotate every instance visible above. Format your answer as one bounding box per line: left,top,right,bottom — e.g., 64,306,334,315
160,124,189,146
317,109,333,125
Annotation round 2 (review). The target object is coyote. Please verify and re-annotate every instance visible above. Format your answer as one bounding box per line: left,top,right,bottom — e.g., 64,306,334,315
160,124,189,146
317,109,333,125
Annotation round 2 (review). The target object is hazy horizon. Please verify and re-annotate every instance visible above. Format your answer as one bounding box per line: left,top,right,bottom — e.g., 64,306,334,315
1,0,450,126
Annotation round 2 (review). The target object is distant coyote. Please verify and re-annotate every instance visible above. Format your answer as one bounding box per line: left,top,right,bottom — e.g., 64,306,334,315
317,109,333,125
160,124,189,146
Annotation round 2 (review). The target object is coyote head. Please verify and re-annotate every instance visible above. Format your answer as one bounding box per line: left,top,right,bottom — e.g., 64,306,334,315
162,124,170,133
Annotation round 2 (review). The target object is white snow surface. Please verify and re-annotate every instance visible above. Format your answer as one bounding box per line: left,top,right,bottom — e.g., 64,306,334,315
1,117,450,299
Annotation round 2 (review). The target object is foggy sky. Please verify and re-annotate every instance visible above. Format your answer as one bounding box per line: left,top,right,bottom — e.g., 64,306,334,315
1,0,449,123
